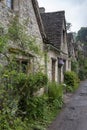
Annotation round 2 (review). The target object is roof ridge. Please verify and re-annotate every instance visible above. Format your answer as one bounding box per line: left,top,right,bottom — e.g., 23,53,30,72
42,10,65,14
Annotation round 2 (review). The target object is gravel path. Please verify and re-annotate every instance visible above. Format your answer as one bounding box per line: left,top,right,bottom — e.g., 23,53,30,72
47,80,87,130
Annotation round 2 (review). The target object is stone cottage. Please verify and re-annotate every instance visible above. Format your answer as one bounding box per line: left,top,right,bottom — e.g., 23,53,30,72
0,0,71,84
0,0,45,74
40,9,70,83
67,33,76,60
67,32,77,70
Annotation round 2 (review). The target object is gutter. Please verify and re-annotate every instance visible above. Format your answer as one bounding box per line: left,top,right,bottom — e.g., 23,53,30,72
46,43,68,55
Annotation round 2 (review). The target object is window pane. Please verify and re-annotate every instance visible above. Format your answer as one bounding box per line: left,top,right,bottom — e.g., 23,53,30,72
6,0,13,9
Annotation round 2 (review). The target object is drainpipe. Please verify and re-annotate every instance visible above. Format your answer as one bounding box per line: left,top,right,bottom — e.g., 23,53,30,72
44,45,49,93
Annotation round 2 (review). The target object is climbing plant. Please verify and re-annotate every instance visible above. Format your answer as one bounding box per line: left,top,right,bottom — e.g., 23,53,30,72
8,16,41,55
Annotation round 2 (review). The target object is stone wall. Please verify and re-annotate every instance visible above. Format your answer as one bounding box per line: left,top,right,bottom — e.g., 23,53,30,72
18,0,43,47
0,0,45,70
0,0,43,48
0,2,14,27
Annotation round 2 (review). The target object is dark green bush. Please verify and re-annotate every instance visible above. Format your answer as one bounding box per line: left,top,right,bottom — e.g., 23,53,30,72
15,72,48,119
0,112,30,130
48,82,63,109
27,72,48,96
26,95,48,120
0,69,48,124
71,61,78,73
48,82,63,99
78,69,87,80
64,71,79,92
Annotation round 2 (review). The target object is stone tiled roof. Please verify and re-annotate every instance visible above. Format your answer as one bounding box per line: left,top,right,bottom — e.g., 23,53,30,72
40,11,65,49
31,0,46,39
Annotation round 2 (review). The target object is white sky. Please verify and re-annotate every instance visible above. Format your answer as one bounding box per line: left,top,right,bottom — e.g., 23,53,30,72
38,0,87,32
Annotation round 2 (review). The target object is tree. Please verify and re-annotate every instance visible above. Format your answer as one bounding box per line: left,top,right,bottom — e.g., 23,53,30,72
66,22,72,31
76,27,87,44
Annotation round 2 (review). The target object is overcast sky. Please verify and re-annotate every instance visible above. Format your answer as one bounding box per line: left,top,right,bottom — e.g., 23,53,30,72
38,0,87,32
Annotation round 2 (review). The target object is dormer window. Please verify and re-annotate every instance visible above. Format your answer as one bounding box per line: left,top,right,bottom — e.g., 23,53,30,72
6,0,13,9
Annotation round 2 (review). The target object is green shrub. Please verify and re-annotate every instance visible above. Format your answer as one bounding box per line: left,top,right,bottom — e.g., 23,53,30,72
71,61,78,73
64,71,79,92
47,82,63,109
0,69,48,122
48,82,63,100
14,72,47,120
0,112,29,130
65,85,73,92
78,69,87,80
26,95,48,120
27,72,48,96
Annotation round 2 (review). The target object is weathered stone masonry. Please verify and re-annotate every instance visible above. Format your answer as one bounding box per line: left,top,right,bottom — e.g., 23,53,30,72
0,0,45,72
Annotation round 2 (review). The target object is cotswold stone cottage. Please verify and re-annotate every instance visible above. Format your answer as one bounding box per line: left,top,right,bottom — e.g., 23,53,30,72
67,33,76,60
0,0,45,73
40,9,70,83
0,0,70,83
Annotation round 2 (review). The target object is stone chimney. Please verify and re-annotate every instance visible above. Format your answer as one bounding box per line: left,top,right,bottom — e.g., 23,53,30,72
39,7,45,13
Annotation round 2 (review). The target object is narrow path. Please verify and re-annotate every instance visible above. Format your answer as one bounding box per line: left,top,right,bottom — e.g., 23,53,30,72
47,80,87,130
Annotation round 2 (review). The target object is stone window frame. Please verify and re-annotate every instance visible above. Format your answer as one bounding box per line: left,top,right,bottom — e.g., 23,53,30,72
9,47,35,74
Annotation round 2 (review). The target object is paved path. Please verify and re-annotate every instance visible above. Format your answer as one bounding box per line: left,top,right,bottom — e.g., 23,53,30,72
47,80,87,130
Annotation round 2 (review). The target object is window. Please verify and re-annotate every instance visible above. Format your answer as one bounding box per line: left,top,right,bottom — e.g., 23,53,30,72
63,60,66,74
15,60,28,73
52,58,56,81
21,61,28,73
6,0,13,9
16,59,34,74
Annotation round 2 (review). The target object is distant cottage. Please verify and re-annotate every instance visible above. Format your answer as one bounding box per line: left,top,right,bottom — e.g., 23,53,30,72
67,33,76,61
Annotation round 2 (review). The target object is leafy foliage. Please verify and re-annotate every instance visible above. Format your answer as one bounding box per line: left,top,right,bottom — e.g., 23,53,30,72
78,58,87,80
48,82,63,108
71,60,78,73
66,22,72,31
76,27,87,44
77,49,87,80
48,82,63,100
0,66,48,129
64,71,79,92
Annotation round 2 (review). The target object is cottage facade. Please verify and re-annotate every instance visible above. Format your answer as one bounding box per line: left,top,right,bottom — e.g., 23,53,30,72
40,10,70,83
0,0,45,74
